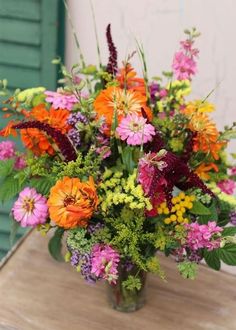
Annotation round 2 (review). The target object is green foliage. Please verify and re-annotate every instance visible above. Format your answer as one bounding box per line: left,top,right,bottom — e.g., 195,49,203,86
197,200,218,225
189,200,211,215
48,228,65,262
204,249,221,271
121,146,137,174
0,159,15,178
177,261,198,279
0,176,22,203
30,177,56,196
219,244,236,266
146,256,165,279
222,227,236,237
67,228,93,254
122,275,142,291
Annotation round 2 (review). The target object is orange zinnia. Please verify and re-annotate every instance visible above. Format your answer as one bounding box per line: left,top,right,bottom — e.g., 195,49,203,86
116,64,146,95
94,86,152,131
47,176,98,229
21,104,71,156
182,104,226,160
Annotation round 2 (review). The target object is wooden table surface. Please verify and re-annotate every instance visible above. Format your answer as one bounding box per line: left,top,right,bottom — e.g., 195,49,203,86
0,231,236,330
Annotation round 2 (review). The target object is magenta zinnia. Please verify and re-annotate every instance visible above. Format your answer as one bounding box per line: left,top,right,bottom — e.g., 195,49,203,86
116,114,155,145
12,187,48,227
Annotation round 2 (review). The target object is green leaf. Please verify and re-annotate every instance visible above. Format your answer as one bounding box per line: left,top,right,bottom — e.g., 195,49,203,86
177,261,198,279
0,176,21,203
0,159,15,178
222,227,236,237
121,146,136,174
10,218,20,246
204,249,221,271
30,177,55,196
48,228,65,262
219,129,236,140
197,201,218,225
219,244,236,265
189,200,211,216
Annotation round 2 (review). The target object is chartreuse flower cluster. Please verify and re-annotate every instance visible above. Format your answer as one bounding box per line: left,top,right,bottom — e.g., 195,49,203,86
99,169,152,213
157,192,195,224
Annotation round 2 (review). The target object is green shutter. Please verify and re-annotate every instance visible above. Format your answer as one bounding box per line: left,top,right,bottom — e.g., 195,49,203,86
0,0,64,260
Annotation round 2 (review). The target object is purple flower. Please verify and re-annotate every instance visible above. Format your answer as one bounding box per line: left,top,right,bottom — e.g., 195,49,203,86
230,212,236,226
67,112,88,126
67,128,81,147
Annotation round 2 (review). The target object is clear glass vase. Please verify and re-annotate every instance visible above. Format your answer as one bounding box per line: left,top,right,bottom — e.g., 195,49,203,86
107,264,147,312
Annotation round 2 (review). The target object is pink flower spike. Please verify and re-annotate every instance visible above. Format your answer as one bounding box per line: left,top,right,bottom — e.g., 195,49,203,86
217,179,236,195
45,90,78,111
0,141,16,160
12,187,48,227
116,114,155,146
172,51,197,80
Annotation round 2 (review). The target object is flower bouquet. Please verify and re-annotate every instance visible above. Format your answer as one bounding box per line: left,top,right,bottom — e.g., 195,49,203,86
1,25,236,312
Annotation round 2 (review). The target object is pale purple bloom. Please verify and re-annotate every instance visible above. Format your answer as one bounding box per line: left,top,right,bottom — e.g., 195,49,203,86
12,187,48,227
116,114,155,146
185,221,223,251
67,112,88,126
91,244,120,284
217,179,236,195
45,91,78,111
0,141,16,160
230,212,236,226
67,128,81,147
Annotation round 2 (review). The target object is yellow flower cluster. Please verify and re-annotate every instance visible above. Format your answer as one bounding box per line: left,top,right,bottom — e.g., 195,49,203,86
157,192,195,224
99,169,152,212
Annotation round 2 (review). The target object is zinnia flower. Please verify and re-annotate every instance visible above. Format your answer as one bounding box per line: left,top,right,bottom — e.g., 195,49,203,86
116,114,155,145
94,86,152,131
47,176,98,229
45,90,78,111
91,244,120,284
12,187,48,227
0,140,16,160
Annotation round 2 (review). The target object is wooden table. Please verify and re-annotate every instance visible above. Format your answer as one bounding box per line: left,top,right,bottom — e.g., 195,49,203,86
0,231,236,330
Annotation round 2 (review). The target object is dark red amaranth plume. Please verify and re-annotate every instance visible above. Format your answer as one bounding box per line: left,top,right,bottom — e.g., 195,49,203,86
13,121,77,162
147,131,215,209
106,24,118,76
181,130,197,163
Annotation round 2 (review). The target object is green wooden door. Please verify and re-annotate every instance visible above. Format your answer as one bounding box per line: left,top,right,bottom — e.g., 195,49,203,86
0,0,65,261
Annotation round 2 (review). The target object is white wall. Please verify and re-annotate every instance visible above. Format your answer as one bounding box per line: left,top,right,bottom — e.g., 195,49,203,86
65,0,236,151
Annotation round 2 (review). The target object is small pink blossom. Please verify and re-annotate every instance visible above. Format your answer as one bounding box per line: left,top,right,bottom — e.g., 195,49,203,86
91,244,120,284
185,221,223,251
14,156,27,170
230,167,236,176
217,179,236,195
116,114,155,145
45,90,78,111
0,141,16,160
12,187,48,227
172,51,197,80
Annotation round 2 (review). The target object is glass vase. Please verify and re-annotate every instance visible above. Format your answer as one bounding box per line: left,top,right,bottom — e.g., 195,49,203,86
107,264,147,312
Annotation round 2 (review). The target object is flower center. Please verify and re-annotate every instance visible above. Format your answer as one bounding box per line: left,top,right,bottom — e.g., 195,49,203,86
23,197,35,212
64,195,76,206
129,121,143,132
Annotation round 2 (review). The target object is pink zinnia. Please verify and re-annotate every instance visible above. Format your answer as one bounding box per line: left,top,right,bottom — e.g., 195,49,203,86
12,187,48,227
91,244,120,284
172,51,197,80
185,221,223,251
45,90,78,111
0,141,16,160
217,179,236,195
116,114,155,145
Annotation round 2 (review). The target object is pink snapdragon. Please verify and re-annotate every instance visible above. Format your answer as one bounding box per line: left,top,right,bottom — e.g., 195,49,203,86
91,244,120,284
185,221,223,251
217,179,236,195
0,141,16,160
12,187,48,227
45,90,78,111
116,114,155,145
